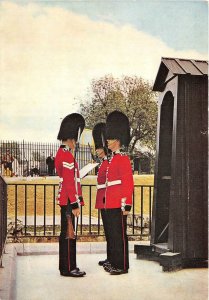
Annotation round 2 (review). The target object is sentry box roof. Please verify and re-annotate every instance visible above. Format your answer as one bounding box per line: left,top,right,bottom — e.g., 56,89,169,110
153,57,208,92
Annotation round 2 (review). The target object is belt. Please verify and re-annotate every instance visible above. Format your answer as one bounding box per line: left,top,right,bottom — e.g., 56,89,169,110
97,180,121,190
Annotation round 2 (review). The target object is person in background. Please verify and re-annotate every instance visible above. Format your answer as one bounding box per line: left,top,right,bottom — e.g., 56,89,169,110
12,157,19,177
30,166,39,177
2,150,14,177
103,110,134,275
55,113,86,278
92,123,110,267
46,153,55,176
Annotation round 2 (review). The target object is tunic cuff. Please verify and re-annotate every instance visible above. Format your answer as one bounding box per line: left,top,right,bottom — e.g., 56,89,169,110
78,196,84,205
121,197,132,211
124,205,132,212
71,195,82,209
71,202,79,209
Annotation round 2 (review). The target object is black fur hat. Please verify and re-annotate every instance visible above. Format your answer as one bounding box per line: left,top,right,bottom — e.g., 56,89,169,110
57,113,85,141
106,110,130,147
92,123,107,150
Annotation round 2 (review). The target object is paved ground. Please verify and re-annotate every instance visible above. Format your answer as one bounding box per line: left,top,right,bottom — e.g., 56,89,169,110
15,253,208,300
0,242,208,300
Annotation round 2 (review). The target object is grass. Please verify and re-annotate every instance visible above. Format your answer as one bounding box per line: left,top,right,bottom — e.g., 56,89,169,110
6,174,154,219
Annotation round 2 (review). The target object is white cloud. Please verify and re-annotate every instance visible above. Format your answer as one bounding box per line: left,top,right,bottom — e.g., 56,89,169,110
0,1,207,142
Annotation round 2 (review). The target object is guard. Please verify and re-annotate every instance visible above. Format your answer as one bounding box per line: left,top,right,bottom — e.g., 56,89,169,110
104,110,134,275
55,113,86,277
92,122,110,267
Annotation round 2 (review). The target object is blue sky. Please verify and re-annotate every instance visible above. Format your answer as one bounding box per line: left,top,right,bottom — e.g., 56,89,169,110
10,0,208,53
0,0,208,142
62,0,208,53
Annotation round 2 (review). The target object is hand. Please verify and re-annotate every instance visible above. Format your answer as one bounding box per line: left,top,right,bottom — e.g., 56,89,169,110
72,208,80,217
123,211,129,216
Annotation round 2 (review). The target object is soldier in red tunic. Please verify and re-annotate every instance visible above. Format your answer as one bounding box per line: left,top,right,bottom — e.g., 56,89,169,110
92,122,110,266
55,113,86,277
103,110,134,275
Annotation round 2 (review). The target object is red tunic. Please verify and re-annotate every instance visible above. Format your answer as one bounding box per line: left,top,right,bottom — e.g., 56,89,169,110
55,146,84,207
105,153,134,210
95,158,109,209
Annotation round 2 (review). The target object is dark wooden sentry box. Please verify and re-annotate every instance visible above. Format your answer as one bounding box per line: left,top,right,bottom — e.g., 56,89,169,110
135,57,208,270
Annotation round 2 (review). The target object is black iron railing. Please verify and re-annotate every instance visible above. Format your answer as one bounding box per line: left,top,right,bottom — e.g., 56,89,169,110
0,140,94,177
0,176,7,266
7,182,153,239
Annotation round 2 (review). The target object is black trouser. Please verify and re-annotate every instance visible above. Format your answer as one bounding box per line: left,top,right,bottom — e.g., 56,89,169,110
101,209,110,261
59,205,77,272
48,167,54,176
105,208,129,270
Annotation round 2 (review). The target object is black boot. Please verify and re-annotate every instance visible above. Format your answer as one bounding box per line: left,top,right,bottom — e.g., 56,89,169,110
60,269,86,277
109,267,128,275
98,259,108,266
103,262,112,272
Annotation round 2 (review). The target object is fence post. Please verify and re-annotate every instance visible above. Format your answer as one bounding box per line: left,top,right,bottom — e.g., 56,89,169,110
0,175,7,267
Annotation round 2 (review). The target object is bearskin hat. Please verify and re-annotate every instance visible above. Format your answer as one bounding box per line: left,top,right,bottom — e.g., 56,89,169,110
106,110,130,147
92,122,108,151
57,113,85,141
